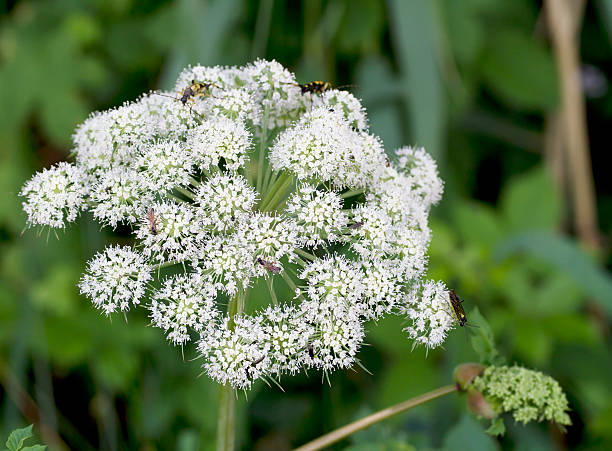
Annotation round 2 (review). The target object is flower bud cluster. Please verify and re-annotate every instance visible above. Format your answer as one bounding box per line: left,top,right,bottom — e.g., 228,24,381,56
471,365,571,426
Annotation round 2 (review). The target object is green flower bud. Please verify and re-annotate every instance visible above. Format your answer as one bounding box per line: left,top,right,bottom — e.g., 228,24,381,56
471,365,571,426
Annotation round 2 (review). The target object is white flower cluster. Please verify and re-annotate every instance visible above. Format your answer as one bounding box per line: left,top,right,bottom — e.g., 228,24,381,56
21,60,452,389
398,280,456,349
20,162,87,228
78,246,152,315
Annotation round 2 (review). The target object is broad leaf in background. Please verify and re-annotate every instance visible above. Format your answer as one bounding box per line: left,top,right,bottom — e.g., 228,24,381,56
480,30,559,110
356,56,404,152
500,167,562,232
442,414,498,451
494,231,612,316
387,0,445,161
157,0,244,89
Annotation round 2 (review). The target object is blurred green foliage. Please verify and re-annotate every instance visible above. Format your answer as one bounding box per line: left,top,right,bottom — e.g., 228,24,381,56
1,0,611,450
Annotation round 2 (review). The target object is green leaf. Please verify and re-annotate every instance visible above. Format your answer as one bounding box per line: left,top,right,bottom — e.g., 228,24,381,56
480,30,558,110
513,316,553,365
157,0,244,90
6,425,33,451
468,307,504,366
387,0,445,161
336,0,384,53
486,417,506,436
442,414,498,451
500,167,561,232
494,231,612,316
453,201,503,248
21,446,47,451
176,429,198,451
30,264,79,315
356,56,403,151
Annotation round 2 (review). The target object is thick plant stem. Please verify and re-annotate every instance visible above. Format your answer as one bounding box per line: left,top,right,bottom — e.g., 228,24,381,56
216,383,235,451
545,0,599,248
216,290,245,451
294,384,458,451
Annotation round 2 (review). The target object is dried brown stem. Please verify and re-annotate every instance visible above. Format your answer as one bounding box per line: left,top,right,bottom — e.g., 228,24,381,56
545,0,599,247
293,384,458,451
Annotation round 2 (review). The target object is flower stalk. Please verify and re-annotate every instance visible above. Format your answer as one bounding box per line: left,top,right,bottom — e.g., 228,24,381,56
294,384,458,451
216,289,246,451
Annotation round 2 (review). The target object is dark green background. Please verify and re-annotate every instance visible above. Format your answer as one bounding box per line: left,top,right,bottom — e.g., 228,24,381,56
1,0,611,449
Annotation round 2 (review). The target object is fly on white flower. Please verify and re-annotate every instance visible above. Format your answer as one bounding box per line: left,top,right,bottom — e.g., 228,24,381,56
21,59,449,389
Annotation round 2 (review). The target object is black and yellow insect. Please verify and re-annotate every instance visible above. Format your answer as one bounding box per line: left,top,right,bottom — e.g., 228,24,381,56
178,80,217,104
448,289,468,327
287,80,357,96
298,80,332,95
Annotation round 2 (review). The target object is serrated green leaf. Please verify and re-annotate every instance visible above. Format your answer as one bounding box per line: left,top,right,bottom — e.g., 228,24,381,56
468,307,504,366
481,30,558,110
21,446,46,451
500,167,561,231
486,417,506,436
5,425,33,451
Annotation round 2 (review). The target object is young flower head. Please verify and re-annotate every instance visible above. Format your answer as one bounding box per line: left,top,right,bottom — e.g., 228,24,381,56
470,365,571,426
286,184,348,248
22,60,450,390
79,246,152,315
196,173,258,233
20,162,87,228
185,116,251,171
150,271,218,345
399,280,456,349
135,201,203,263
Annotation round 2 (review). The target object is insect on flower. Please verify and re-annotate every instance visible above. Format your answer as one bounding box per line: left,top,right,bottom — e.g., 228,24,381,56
283,80,358,96
178,80,218,105
146,208,158,235
257,257,281,274
155,79,218,113
245,355,266,380
448,289,467,327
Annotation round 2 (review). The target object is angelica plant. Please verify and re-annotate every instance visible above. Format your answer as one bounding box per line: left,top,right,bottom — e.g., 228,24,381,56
20,60,571,449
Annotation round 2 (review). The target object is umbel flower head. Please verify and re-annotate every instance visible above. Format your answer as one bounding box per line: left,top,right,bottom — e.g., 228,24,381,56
21,60,455,389
469,365,571,427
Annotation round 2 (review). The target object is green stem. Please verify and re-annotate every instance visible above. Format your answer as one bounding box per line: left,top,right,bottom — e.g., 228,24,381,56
167,193,191,204
256,104,271,194
293,384,458,451
266,277,278,305
281,270,306,301
259,171,293,211
216,384,235,451
340,188,365,199
261,172,294,212
175,186,195,200
216,289,246,451
295,248,316,261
